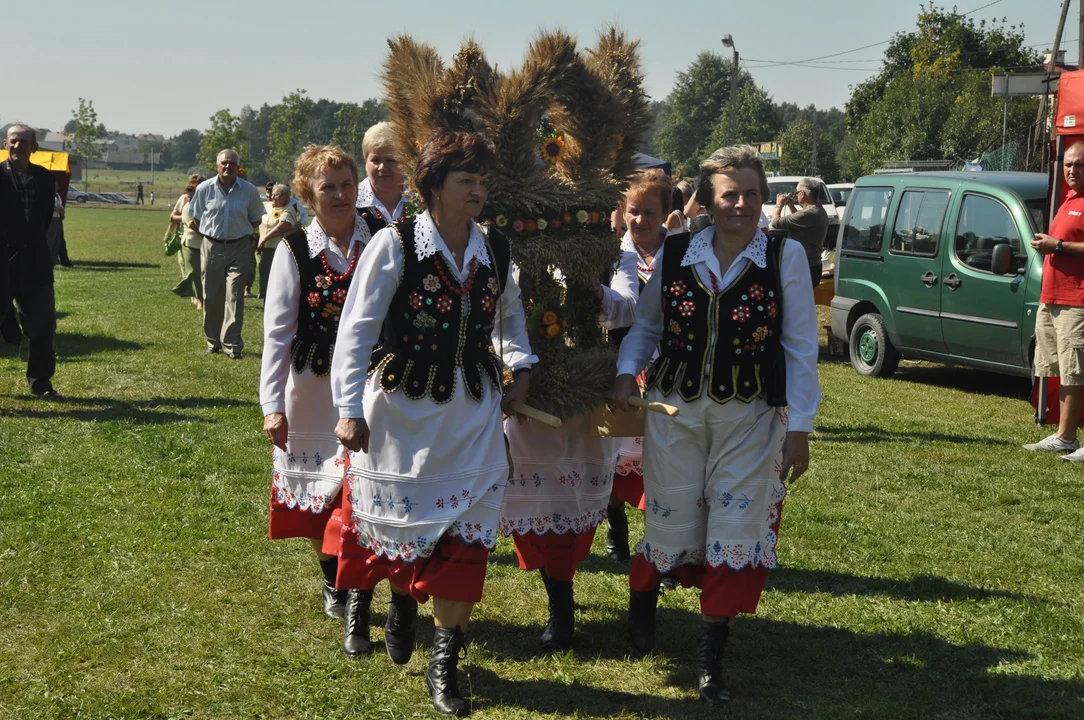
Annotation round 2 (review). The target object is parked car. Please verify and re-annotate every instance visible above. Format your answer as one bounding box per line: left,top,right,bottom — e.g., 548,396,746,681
830,171,1048,379
67,187,89,203
827,182,854,209
100,192,136,204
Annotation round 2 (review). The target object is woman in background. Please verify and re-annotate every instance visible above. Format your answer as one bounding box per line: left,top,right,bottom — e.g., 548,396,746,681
171,174,205,309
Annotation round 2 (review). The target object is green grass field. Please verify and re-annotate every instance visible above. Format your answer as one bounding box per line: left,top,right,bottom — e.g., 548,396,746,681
77,169,192,200
1,208,1081,719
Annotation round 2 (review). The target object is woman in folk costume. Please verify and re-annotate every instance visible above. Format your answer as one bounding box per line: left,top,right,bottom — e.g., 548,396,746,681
259,145,376,619
332,131,534,716
605,169,673,564
355,121,408,224
613,145,820,707
499,225,637,652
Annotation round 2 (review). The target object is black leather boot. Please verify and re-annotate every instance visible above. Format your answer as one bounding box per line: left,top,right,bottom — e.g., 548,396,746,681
343,589,375,656
605,504,631,563
322,583,349,619
627,587,659,652
694,620,732,707
539,569,574,651
426,625,469,716
385,591,419,665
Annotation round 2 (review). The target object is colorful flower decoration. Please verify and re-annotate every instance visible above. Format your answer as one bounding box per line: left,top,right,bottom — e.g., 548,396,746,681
748,284,765,301
588,211,600,224
307,291,322,308
541,134,566,163
435,295,453,313
315,275,332,290
487,277,500,295
733,305,751,323
408,291,425,310
576,210,589,224
525,219,538,233
537,218,548,230
480,295,495,313
562,212,573,224
413,311,437,330
331,288,348,304
752,326,769,342
512,219,525,233
669,320,683,334
766,300,778,318
550,218,561,229
496,215,508,228
669,280,687,297
423,274,441,292
678,300,696,317
542,310,558,325
546,323,560,337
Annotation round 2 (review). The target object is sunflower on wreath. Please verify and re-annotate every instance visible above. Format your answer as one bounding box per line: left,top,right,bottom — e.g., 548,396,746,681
541,134,566,164
526,301,570,340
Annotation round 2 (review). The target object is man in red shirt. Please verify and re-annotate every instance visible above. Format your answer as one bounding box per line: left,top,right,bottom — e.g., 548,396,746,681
1027,140,1084,460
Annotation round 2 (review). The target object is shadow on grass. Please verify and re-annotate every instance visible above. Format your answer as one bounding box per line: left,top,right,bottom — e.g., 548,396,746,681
814,423,1011,446
893,364,1032,400
56,332,143,359
70,260,161,271
486,547,630,578
768,566,1036,603
465,614,1082,718
0,395,251,423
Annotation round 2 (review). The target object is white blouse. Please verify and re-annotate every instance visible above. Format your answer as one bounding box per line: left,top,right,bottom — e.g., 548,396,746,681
332,210,537,419
616,225,821,433
260,216,371,416
356,176,406,222
599,249,639,330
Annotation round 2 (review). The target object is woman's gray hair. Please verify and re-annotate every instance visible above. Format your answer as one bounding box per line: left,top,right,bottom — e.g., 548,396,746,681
362,121,397,159
694,144,769,208
271,183,290,198
676,179,694,201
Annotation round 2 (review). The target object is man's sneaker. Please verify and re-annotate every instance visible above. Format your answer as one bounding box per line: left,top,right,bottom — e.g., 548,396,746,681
1023,433,1079,452
1061,447,1084,463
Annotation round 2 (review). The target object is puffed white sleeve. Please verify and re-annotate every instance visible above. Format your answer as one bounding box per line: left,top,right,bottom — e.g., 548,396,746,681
616,252,665,377
331,227,402,419
493,263,538,372
599,250,639,330
259,243,301,416
779,239,821,432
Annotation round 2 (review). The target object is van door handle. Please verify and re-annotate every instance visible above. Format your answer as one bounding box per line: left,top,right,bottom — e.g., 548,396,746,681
943,273,962,290
920,271,938,288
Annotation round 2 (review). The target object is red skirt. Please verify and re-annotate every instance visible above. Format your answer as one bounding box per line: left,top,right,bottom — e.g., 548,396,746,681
512,528,598,582
334,482,490,603
268,485,342,541
612,469,646,510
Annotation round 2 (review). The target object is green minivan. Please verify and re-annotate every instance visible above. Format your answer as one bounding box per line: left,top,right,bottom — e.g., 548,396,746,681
830,172,1049,378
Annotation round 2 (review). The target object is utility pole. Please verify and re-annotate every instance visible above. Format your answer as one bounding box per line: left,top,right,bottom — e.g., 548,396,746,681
811,125,818,176
722,35,739,144
1079,0,1084,70
1034,0,1071,165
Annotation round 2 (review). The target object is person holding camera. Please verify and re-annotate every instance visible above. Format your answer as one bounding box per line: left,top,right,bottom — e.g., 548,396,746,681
769,178,829,287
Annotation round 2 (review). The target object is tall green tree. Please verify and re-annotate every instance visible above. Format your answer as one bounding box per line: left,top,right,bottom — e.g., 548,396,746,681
69,98,104,190
706,82,777,151
654,52,738,175
844,3,1041,175
331,101,384,159
267,89,312,179
169,129,202,170
779,119,816,176
198,109,247,174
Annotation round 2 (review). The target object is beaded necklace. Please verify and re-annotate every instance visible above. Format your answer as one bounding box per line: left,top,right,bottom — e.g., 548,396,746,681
370,203,406,224
433,254,478,296
320,242,361,283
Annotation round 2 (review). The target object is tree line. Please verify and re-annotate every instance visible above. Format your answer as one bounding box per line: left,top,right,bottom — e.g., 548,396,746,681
63,4,1048,186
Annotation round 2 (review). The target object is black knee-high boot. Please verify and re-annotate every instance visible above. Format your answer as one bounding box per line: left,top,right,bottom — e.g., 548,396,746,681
385,590,419,664
320,557,348,619
694,620,731,707
627,587,659,652
427,625,469,716
539,569,574,650
343,589,375,656
605,503,630,563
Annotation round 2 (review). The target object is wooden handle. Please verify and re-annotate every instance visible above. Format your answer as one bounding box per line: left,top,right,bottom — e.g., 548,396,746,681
508,401,563,428
628,397,680,417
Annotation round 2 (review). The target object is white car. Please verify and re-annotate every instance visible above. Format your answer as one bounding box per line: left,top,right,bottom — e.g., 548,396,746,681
827,182,854,210
763,176,840,229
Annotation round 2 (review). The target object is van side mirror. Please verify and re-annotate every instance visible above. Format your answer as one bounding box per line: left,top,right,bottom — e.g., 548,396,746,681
990,243,1013,275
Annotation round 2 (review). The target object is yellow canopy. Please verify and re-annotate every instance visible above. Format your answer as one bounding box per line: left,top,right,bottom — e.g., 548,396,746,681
0,149,71,173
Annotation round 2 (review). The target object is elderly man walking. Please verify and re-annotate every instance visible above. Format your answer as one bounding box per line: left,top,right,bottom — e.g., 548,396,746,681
0,124,62,400
1026,140,1084,461
187,149,265,359
769,177,830,287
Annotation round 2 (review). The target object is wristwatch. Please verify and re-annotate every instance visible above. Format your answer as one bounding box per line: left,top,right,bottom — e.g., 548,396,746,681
1056,240,1066,255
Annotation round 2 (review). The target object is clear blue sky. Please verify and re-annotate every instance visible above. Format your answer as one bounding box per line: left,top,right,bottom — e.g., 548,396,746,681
3,0,1076,138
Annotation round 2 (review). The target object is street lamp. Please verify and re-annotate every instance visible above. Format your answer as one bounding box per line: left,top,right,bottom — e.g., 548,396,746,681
721,35,740,144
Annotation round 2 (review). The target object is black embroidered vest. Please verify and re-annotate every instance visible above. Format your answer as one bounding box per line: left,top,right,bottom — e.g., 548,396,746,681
646,232,787,406
368,220,510,404
608,263,653,348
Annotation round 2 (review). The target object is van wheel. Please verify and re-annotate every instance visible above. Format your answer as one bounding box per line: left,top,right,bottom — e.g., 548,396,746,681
849,313,900,378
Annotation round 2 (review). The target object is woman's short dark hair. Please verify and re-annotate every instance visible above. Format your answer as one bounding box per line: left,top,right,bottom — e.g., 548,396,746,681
414,130,497,206
670,186,684,213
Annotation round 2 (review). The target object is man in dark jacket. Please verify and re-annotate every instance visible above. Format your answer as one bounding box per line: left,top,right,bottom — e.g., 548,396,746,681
1,124,62,399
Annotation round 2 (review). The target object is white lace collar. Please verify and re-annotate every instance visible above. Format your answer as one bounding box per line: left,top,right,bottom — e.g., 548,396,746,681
681,225,768,269
414,210,491,268
356,176,405,220
305,214,371,259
